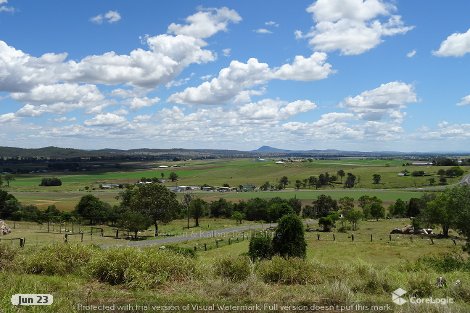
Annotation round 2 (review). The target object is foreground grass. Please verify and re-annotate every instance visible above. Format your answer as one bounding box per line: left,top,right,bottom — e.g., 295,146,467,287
1,241,469,313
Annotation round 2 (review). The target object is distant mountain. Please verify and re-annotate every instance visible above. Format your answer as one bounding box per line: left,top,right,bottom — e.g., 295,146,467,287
252,146,292,153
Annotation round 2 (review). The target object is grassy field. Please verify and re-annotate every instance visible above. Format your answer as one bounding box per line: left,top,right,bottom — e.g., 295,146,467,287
5,157,466,211
1,218,469,312
6,158,469,192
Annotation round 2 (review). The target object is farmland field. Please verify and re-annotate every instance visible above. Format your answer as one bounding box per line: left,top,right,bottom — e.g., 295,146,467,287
4,157,469,210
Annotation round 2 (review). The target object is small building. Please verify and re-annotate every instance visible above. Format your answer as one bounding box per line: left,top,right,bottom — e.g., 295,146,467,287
158,165,169,168
411,162,433,166
241,184,256,192
275,161,285,164
217,187,231,192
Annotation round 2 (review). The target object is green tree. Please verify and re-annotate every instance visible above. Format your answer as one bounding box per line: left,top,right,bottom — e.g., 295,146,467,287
428,177,436,186
209,198,233,218
295,179,302,190
0,175,3,187
260,181,271,191
337,169,345,182
420,186,470,238
232,211,245,224
311,194,338,218
344,173,356,188
169,172,179,182
267,203,293,222
407,197,426,217
372,174,381,184
4,174,15,187
389,198,407,217
190,198,207,227
248,235,273,261
74,194,110,225
118,210,153,239
279,176,289,189
369,202,385,221
345,209,363,230
338,196,355,215
119,183,179,236
272,214,306,259
319,214,339,232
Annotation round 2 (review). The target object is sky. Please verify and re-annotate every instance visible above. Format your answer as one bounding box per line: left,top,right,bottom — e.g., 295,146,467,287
1,0,470,152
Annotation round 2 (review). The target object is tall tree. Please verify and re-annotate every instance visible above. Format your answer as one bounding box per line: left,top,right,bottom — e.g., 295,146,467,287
118,210,153,239
190,198,207,227
74,194,110,225
272,214,306,259
344,173,356,188
119,183,179,236
4,174,14,187
169,172,179,182
338,196,355,215
372,174,381,184
337,170,345,183
279,176,289,189
311,194,338,218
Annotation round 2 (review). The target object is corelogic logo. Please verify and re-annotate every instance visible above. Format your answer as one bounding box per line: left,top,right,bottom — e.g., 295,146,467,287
391,287,454,306
392,288,407,305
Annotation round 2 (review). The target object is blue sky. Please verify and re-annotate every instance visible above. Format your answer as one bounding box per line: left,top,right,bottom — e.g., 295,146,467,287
1,0,470,152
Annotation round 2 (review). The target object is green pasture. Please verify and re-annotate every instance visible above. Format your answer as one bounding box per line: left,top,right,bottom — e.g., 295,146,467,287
6,158,468,193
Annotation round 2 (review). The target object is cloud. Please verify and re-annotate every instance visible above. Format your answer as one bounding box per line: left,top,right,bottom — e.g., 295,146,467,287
90,10,121,24
406,49,416,58
341,81,417,121
0,113,17,123
167,7,241,39
303,0,413,55
168,53,334,105
433,28,470,57
128,96,160,110
265,21,279,27
168,58,272,105
254,28,272,34
238,99,316,120
274,52,334,81
458,95,470,106
222,48,231,57
11,83,106,116
84,113,127,126
417,121,470,140
0,0,14,13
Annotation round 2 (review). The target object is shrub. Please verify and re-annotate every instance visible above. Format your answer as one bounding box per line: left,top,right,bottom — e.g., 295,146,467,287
418,254,470,273
88,247,198,289
0,244,18,270
256,256,320,284
248,234,273,261
164,245,197,258
39,177,62,186
22,244,95,275
407,273,434,297
214,256,251,282
272,214,306,258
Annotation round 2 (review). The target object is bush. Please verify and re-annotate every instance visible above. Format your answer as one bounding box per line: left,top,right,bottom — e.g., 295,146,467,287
164,245,197,258
248,234,273,261
272,214,306,258
0,244,18,270
39,177,62,186
418,254,470,273
88,247,198,289
22,244,95,275
256,256,320,284
214,256,251,282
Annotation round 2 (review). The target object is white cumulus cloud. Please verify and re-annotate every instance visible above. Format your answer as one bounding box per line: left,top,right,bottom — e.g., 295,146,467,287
167,7,241,39
303,0,413,55
434,28,470,57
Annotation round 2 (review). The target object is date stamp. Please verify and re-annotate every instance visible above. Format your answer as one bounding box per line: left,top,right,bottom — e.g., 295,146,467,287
11,294,53,306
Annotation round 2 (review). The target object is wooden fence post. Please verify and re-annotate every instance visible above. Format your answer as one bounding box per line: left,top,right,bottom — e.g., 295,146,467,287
389,235,392,241
64,234,68,243
204,243,207,251
81,232,84,242
351,234,354,242
115,229,119,239
19,238,25,248
317,234,320,241
333,234,335,241
370,234,373,242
